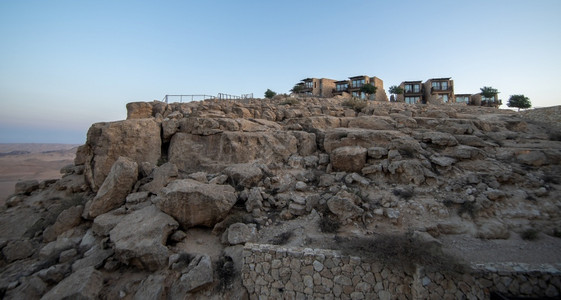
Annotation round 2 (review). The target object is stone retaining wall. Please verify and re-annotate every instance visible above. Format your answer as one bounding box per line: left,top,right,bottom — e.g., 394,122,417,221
242,243,561,299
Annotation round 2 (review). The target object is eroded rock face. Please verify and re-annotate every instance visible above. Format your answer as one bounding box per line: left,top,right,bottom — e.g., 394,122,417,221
155,179,238,228
83,119,161,191
168,131,312,173
85,157,138,218
109,205,178,271
41,266,103,300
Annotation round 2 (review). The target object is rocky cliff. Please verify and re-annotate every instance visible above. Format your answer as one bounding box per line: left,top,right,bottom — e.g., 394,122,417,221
1,97,560,299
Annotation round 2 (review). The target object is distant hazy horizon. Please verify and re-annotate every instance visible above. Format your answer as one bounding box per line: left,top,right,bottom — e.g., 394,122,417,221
1,0,560,144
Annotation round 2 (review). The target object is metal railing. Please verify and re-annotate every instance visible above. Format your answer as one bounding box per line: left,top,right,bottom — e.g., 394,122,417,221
163,93,254,103
163,95,215,103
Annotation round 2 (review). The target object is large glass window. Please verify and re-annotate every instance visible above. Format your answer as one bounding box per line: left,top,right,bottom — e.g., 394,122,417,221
431,81,449,91
405,96,420,104
405,84,421,93
413,84,420,92
405,84,413,93
351,79,365,88
305,81,313,89
336,83,348,92
456,96,469,103
441,94,449,103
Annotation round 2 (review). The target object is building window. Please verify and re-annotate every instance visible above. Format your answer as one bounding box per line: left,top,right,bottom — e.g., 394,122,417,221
336,83,348,92
431,81,449,91
405,84,420,93
456,96,469,103
352,91,363,98
305,81,313,89
482,95,496,102
441,94,449,103
351,78,365,88
405,96,420,104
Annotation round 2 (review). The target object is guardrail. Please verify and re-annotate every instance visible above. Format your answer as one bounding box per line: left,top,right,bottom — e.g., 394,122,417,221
163,93,254,103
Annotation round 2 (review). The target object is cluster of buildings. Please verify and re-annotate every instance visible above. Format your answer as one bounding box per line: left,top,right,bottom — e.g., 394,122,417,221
294,76,501,107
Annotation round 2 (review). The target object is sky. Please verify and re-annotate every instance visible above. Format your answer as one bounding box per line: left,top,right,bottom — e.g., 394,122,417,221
1,0,560,144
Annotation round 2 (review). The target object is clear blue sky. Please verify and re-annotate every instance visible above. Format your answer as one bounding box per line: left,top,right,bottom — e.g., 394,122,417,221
1,0,560,144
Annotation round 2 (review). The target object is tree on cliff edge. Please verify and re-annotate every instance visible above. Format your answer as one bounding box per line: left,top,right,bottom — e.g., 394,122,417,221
389,85,404,102
264,89,276,99
507,94,531,111
360,83,377,100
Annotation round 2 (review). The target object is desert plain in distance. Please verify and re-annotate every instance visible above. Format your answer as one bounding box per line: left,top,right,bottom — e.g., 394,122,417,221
0,144,78,204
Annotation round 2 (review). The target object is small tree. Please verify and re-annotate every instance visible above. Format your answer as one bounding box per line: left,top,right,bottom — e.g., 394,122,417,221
389,85,404,102
480,86,499,98
290,84,303,94
480,86,499,107
264,89,276,99
507,94,531,111
360,83,377,100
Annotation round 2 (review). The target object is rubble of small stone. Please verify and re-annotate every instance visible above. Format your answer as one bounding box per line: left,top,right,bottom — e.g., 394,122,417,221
1,96,560,299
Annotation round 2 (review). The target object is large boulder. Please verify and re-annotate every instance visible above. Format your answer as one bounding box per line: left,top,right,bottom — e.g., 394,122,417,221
156,179,237,228
83,119,161,191
172,254,214,294
43,205,84,242
327,190,364,221
126,101,154,119
85,157,138,219
222,222,257,245
331,146,367,173
223,163,264,189
41,266,103,300
109,205,178,271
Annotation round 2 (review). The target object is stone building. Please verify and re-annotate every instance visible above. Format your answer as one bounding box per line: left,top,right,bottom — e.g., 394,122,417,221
331,75,388,101
297,78,336,98
423,77,455,104
397,80,424,104
470,92,502,108
455,94,471,104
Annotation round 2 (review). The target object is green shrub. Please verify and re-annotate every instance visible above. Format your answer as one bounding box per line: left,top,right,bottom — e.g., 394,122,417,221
264,89,276,99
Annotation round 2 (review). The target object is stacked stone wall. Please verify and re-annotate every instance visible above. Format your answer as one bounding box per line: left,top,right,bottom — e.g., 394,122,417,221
242,243,561,299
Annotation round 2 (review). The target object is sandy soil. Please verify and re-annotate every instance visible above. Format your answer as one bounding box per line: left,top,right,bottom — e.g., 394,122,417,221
0,144,78,203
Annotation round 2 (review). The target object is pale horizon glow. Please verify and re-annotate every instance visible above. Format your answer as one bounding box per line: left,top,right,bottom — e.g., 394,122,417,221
1,0,560,144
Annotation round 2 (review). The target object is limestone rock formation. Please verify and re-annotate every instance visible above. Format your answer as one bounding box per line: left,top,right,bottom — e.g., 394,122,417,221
81,119,160,190
1,97,560,299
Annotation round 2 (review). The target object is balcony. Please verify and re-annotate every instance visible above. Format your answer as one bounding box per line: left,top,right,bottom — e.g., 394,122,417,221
431,86,452,93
